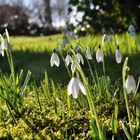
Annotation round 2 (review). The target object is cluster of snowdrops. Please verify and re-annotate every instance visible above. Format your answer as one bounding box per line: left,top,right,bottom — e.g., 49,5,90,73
50,25,137,99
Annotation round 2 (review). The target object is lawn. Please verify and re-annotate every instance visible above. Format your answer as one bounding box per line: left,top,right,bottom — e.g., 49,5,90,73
1,34,140,84
0,33,140,139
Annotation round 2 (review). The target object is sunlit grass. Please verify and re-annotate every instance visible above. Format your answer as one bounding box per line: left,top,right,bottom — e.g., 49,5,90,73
8,34,139,84
10,35,62,52
0,33,140,139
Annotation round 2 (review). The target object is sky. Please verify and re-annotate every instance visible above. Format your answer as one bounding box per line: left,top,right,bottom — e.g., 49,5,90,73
2,0,76,28
23,0,69,28
22,0,30,6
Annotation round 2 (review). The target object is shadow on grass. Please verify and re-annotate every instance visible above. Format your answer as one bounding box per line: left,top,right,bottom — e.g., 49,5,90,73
0,50,140,87
0,50,69,85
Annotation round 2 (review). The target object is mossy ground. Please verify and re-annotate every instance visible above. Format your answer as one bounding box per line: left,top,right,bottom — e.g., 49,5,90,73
0,34,140,139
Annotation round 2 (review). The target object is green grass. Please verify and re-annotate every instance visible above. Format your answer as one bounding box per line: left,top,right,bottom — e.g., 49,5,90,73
1,34,140,84
0,33,140,139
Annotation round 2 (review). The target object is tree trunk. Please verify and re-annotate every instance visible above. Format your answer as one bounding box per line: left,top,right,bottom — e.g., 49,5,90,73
44,0,52,30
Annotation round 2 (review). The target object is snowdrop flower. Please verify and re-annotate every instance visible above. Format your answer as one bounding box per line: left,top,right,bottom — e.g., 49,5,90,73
86,46,92,60
102,34,108,46
67,31,76,39
3,37,8,50
0,35,8,50
71,60,76,72
68,72,86,99
50,49,60,67
115,46,122,64
76,52,84,65
128,25,136,36
128,25,136,33
75,44,81,52
109,34,113,41
0,29,12,53
0,36,5,56
96,45,103,63
125,75,136,93
0,44,4,56
65,53,73,66
62,36,67,46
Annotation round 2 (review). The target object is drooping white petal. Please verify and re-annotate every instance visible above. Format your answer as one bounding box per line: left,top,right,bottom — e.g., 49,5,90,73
128,25,136,33
72,78,79,99
0,44,4,57
96,48,103,63
109,34,113,41
50,52,60,67
68,31,76,39
1,38,5,50
68,74,87,99
54,53,60,67
50,53,55,67
76,53,80,63
0,50,4,57
86,46,92,60
4,38,8,50
62,38,67,46
68,77,79,99
78,79,86,95
128,25,136,36
68,77,75,96
102,34,108,46
71,61,76,72
65,54,72,66
115,49,122,64
126,75,136,93
76,53,84,65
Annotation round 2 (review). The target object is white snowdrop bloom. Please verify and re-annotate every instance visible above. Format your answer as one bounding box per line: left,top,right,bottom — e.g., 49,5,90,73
109,34,113,41
128,25,136,33
1,30,12,53
0,36,5,56
75,44,80,52
71,60,76,72
102,34,108,46
3,38,8,50
65,54,73,66
76,52,84,65
50,50,60,67
67,31,76,39
68,72,86,99
0,45,4,57
125,75,136,93
1,37,8,50
96,46,103,63
128,25,136,36
86,46,92,60
115,47,122,64
62,37,67,46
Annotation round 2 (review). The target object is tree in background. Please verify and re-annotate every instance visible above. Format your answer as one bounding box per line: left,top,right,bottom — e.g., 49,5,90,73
0,0,68,35
0,1,29,35
114,0,140,31
28,0,53,34
43,0,52,29
68,0,140,34
51,0,68,28
25,0,67,35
